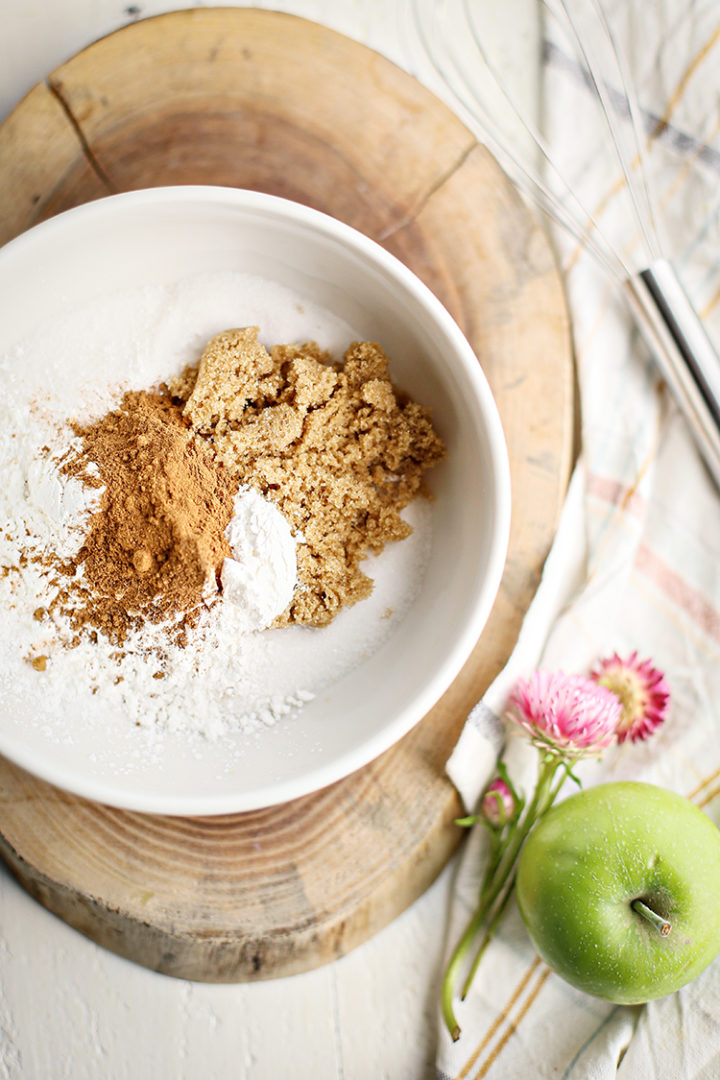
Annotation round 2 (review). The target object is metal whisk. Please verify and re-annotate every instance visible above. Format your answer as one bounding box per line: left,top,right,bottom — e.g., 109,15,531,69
406,0,720,490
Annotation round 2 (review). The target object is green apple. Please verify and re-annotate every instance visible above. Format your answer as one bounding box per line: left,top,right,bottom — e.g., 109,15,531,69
516,781,720,1003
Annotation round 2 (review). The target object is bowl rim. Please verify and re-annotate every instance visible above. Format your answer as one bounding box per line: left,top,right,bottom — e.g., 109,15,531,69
0,185,511,814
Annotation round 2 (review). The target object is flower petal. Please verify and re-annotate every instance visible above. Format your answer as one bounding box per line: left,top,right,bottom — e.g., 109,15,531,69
507,670,621,758
591,652,670,743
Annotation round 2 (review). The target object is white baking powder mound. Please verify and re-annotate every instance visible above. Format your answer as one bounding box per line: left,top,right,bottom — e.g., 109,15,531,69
221,487,297,632
0,270,433,757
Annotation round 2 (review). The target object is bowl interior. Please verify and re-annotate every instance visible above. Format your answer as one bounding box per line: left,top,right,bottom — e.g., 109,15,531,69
0,188,509,813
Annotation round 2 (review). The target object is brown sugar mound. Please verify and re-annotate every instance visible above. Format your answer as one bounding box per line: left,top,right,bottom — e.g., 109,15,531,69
170,327,445,627
56,390,238,645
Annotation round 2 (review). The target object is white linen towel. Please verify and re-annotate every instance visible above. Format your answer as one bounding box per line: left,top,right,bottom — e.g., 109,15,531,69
436,3,720,1078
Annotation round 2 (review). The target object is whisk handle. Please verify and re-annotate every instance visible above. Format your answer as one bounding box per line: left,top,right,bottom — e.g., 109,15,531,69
624,260,720,490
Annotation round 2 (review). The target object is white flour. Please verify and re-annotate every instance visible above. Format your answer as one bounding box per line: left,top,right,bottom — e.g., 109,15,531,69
0,403,102,568
0,270,433,754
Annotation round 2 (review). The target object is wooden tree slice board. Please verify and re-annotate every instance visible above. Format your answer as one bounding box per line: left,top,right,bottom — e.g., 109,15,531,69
0,9,574,981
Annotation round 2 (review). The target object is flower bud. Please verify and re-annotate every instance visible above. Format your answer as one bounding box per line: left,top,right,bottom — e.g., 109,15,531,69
481,777,516,828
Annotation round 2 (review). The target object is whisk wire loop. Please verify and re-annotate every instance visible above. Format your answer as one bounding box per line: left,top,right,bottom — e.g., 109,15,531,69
588,0,665,257
461,0,627,275
410,0,630,278
407,0,720,490
556,0,662,261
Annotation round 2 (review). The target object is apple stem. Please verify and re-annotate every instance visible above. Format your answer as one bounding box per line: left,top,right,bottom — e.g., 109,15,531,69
631,898,671,936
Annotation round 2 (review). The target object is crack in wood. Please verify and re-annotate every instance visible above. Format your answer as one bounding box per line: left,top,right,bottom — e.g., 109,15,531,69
375,140,478,243
46,78,117,193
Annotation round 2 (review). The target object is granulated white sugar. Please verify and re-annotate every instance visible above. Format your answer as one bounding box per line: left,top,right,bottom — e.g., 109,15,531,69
0,270,433,758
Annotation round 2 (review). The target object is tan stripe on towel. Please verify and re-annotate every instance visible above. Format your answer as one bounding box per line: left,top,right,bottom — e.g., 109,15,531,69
454,957,545,1080
688,764,720,800
651,24,720,141
471,967,552,1080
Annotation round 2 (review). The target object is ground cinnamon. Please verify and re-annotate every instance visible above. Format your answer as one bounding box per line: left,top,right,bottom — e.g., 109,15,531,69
56,390,238,645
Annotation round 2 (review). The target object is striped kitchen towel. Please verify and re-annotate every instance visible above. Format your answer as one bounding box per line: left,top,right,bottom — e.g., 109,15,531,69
435,2,720,1078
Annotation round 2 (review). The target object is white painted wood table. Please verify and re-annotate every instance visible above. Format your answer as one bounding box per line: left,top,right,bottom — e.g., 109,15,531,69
0,3,541,1077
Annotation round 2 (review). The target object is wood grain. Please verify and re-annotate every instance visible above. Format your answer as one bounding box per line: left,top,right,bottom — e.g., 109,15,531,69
0,9,574,981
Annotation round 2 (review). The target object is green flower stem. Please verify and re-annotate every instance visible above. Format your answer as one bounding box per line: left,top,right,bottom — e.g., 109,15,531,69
442,753,563,1041
469,754,560,934
460,871,517,999
480,828,504,894
441,824,508,1041
441,898,491,1040
550,768,569,803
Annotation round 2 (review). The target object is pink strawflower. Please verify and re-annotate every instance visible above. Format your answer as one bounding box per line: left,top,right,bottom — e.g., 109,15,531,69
481,778,516,827
592,651,670,743
507,670,621,758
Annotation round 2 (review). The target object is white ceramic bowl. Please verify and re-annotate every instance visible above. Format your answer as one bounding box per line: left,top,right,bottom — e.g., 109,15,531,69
0,187,510,815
